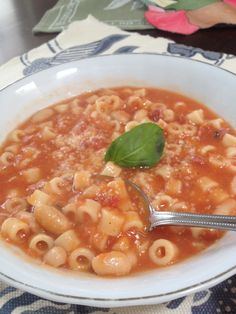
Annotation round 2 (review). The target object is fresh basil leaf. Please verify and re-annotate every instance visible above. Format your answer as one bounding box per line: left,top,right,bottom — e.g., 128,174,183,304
105,123,165,168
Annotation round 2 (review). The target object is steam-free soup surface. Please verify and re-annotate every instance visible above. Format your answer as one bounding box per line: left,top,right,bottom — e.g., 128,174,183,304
0,87,236,276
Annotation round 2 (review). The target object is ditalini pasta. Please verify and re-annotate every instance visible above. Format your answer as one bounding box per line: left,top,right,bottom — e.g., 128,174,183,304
0,86,236,276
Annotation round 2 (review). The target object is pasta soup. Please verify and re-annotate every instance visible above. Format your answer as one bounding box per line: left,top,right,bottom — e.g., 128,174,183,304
0,87,236,276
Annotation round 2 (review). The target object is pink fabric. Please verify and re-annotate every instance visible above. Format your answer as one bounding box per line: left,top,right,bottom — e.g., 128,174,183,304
145,1,236,35
145,10,199,35
224,0,236,7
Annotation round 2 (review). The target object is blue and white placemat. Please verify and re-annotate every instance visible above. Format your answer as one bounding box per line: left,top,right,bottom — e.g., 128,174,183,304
0,15,236,314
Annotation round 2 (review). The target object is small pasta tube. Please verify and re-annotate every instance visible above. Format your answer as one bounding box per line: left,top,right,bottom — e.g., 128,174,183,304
38,121,53,129
133,109,148,122
73,170,91,190
77,199,101,223
122,211,144,231
134,88,146,97
55,230,80,252
162,109,175,122
149,239,178,266
98,208,124,236
208,118,223,129
226,147,236,158
83,185,100,198
95,95,121,112
1,218,30,243
108,178,133,211
86,95,98,104
21,167,41,184
101,161,121,177
152,194,176,211
40,126,56,140
197,177,218,192
209,187,229,204
5,144,19,154
127,95,143,107
44,177,65,195
111,120,120,132
27,190,52,207
165,143,182,157
92,251,132,276
8,129,24,142
167,122,183,136
70,99,82,115
34,205,70,236
68,247,95,271
31,108,54,123
165,178,182,195
209,154,229,168
54,104,69,113
214,199,236,215
29,234,54,255
0,152,14,166
186,109,204,125
111,110,130,123
155,165,173,180
200,145,215,155
4,197,28,213
43,246,67,267
23,146,40,159
228,158,236,173
222,133,236,147
183,124,197,136
84,104,93,116
231,176,236,195
18,158,32,169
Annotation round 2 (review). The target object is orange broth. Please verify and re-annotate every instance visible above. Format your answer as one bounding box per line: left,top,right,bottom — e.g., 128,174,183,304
0,86,235,276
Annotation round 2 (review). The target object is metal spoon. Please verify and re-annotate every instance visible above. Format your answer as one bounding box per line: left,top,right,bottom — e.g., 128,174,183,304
94,175,236,231
126,179,236,231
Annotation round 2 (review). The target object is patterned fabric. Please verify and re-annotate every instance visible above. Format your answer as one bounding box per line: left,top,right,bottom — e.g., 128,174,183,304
0,15,236,313
33,0,152,33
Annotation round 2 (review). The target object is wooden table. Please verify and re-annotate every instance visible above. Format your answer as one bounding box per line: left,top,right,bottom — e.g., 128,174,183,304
0,0,236,66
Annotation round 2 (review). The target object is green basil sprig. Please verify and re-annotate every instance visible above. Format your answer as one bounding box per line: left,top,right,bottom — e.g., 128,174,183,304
105,123,165,168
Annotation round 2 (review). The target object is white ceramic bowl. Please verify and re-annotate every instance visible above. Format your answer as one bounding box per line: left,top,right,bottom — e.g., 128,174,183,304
0,54,236,307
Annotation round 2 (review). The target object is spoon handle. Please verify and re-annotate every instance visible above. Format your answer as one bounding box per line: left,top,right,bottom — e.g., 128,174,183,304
149,210,236,231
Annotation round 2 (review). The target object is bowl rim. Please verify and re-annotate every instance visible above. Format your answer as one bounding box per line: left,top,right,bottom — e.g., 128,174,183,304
0,53,236,306
0,264,236,305
1,52,235,93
